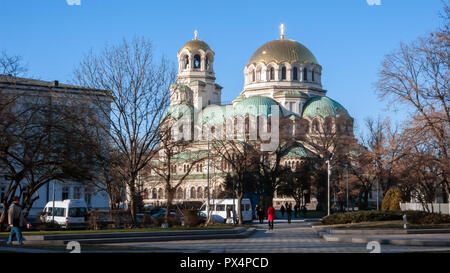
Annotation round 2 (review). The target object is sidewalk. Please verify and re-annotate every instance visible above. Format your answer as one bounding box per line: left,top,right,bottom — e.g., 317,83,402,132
313,226,450,246
0,227,256,246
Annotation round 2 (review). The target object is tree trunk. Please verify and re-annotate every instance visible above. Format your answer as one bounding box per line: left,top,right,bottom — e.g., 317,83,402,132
237,195,243,225
165,189,174,225
128,182,137,226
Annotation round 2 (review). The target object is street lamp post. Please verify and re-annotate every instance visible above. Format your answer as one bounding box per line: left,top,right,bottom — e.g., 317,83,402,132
206,129,211,225
326,160,331,216
346,164,349,212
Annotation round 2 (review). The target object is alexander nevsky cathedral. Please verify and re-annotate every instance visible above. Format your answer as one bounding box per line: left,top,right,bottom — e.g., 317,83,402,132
143,26,358,209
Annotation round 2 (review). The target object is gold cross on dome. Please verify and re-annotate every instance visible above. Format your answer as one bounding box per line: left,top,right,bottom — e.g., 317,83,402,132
194,30,198,40
280,24,285,40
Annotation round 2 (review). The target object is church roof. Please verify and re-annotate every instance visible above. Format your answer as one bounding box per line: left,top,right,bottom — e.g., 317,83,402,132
281,143,316,159
164,104,194,120
234,96,281,118
302,96,349,119
179,39,212,53
273,90,308,98
248,39,318,66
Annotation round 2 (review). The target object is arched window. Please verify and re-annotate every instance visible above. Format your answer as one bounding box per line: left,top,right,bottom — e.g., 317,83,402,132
313,119,320,132
252,70,255,82
204,188,208,199
152,188,157,199
205,56,209,70
190,187,196,199
158,188,163,199
197,187,203,199
256,68,261,81
176,188,184,199
281,66,286,80
184,55,189,69
270,67,275,80
143,189,148,199
303,68,308,81
312,70,315,82
194,54,201,69
293,67,298,80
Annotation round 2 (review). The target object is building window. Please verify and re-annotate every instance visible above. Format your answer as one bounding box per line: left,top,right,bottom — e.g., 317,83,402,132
191,187,196,199
303,68,308,81
73,187,81,199
158,188,163,199
62,186,69,200
293,67,298,80
252,70,255,82
194,54,201,69
205,56,209,70
152,188,157,199
197,187,203,199
281,66,286,80
184,55,189,69
270,67,274,80
312,70,315,82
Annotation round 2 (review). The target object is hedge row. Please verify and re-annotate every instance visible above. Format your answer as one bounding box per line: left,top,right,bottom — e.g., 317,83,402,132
321,210,450,225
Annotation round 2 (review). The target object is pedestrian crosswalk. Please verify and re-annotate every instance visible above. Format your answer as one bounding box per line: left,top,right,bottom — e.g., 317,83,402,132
109,220,450,253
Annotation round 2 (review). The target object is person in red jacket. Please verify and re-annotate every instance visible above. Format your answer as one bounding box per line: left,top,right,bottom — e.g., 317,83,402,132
267,205,275,230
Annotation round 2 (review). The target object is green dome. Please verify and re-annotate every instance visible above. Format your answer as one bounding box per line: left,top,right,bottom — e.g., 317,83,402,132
248,39,318,65
164,104,194,120
234,96,281,118
302,96,349,118
198,105,229,125
281,143,315,159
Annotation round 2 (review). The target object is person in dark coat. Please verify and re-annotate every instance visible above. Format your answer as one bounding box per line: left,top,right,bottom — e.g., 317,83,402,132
280,205,285,217
7,196,26,246
267,205,275,230
286,203,293,224
257,206,264,223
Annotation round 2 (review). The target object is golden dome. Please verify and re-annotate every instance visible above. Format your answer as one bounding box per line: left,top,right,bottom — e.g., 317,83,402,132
248,39,318,66
179,39,212,53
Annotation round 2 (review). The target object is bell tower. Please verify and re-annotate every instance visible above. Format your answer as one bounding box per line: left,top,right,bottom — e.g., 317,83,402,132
176,31,222,110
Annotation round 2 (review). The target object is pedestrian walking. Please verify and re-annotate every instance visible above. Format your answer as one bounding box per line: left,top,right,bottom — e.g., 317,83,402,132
6,196,26,246
286,203,293,223
267,205,275,230
257,206,264,223
294,204,299,218
280,205,285,217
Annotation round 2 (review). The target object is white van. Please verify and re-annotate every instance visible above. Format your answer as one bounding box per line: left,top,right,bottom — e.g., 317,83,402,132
42,199,88,228
200,198,253,223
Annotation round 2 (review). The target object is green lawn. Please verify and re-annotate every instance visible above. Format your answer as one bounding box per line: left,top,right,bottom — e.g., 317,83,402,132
0,224,239,237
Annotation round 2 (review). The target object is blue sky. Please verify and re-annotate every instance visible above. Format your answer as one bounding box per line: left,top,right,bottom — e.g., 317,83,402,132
0,0,446,136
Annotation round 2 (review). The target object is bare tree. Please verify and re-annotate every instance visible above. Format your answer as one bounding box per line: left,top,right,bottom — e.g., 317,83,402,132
376,18,450,198
73,37,176,225
149,122,205,224
0,51,28,76
213,139,259,225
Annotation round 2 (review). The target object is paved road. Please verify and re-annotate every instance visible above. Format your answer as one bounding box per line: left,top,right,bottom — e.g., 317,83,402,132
106,219,450,253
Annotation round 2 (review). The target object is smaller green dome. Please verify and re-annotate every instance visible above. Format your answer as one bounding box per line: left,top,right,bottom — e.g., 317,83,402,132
164,104,194,120
198,105,229,125
302,96,349,119
234,96,281,118
281,143,315,159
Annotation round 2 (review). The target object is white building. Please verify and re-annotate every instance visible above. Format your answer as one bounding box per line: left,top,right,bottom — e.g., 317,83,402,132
0,75,110,217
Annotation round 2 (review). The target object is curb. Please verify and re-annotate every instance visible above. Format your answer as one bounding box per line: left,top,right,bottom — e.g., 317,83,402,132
312,226,450,247
3,227,256,246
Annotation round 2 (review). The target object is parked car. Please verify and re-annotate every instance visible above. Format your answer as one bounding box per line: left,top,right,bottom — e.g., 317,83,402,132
197,211,225,223
41,199,88,229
